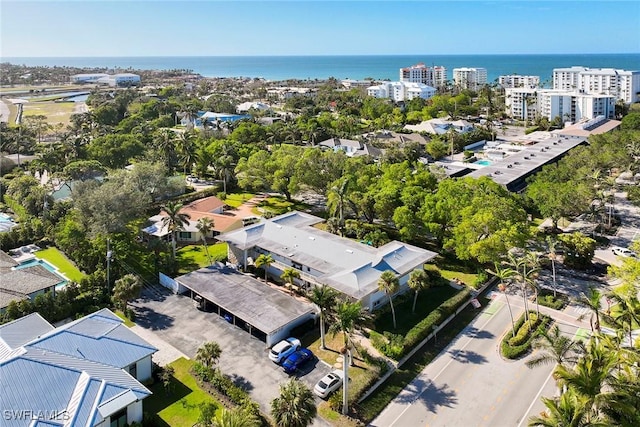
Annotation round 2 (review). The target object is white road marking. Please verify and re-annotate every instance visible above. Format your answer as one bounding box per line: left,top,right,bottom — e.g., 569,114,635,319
516,369,555,427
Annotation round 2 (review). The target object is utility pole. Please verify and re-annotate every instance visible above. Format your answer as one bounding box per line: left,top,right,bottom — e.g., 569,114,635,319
106,239,113,289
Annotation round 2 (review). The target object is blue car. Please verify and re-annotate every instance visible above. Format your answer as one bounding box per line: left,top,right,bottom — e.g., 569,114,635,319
282,348,314,374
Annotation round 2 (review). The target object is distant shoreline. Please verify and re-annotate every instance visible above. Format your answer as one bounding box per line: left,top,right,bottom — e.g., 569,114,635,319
3,53,639,82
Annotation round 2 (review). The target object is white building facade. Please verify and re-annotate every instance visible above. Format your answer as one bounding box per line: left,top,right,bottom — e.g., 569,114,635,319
553,66,640,104
399,63,447,88
539,90,615,123
505,87,539,121
499,74,540,89
453,67,488,91
367,81,436,102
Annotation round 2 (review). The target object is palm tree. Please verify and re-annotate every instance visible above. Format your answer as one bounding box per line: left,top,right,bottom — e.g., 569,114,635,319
154,128,176,171
161,201,191,260
527,326,585,370
329,300,370,415
327,177,350,236
281,267,301,295
307,285,338,350
254,253,274,283
111,274,142,311
212,407,260,427
527,390,601,427
578,287,603,333
196,217,215,266
176,130,197,176
378,270,400,329
408,269,429,314
270,379,317,427
605,292,640,347
488,262,517,337
546,237,559,298
196,341,222,371
524,251,542,315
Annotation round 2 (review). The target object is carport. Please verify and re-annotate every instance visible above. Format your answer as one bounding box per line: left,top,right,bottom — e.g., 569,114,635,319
175,264,316,347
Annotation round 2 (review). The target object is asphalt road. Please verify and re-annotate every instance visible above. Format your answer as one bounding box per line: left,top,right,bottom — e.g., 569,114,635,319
370,298,569,427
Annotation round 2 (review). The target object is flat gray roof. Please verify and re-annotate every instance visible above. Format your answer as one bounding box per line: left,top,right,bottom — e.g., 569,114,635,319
217,212,438,299
466,135,587,190
175,265,316,335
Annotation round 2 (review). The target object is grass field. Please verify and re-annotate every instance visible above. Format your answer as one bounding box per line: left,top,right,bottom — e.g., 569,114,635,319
144,358,221,427
223,193,255,208
177,243,228,274
35,247,85,282
114,310,135,327
252,196,309,216
22,101,75,126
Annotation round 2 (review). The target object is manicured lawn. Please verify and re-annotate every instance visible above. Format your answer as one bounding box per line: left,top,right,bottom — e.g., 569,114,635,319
144,358,220,427
252,196,309,216
177,243,228,274
430,255,480,288
114,310,135,327
355,297,488,423
223,193,255,208
22,101,75,126
35,247,85,282
373,286,459,336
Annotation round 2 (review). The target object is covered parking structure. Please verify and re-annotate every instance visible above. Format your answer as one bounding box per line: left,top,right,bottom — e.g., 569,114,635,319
175,264,316,347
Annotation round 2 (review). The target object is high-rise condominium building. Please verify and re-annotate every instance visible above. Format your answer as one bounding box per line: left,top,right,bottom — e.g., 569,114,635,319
553,66,640,104
453,67,488,91
399,63,447,88
499,74,540,89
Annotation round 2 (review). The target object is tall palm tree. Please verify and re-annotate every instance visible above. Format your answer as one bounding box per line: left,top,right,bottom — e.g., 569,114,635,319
212,407,260,427
154,128,176,172
329,300,370,415
546,237,559,298
408,269,429,314
488,262,517,337
196,341,222,371
327,177,350,236
270,379,317,427
578,287,603,333
605,292,640,347
196,217,215,266
378,270,400,329
281,267,301,295
307,285,338,350
176,130,197,176
527,325,585,370
111,274,142,311
254,253,274,283
161,201,191,260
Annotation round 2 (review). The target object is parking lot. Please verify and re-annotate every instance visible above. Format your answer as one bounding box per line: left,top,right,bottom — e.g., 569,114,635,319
131,286,332,411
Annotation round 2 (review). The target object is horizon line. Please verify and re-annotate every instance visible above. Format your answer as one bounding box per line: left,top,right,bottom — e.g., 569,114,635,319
3,52,639,59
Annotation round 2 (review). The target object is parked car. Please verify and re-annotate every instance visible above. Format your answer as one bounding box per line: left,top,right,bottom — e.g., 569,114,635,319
269,337,301,364
314,369,344,398
612,247,637,258
282,348,314,374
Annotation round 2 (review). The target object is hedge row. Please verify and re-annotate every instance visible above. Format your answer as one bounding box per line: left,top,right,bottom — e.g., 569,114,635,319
500,311,552,359
372,288,472,360
193,362,251,406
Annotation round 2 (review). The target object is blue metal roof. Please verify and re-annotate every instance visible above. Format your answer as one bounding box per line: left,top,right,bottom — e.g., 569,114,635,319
0,313,53,353
0,348,151,427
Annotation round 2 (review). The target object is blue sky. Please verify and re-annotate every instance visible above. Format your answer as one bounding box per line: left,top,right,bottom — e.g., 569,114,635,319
1,1,638,57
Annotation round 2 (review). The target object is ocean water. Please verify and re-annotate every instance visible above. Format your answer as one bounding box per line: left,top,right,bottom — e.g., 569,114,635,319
4,54,639,82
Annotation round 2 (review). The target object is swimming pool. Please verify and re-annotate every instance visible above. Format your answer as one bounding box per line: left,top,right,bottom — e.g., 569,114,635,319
474,159,492,166
0,212,13,221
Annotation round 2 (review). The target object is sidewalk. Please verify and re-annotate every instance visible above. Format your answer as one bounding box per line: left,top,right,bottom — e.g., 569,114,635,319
131,324,189,366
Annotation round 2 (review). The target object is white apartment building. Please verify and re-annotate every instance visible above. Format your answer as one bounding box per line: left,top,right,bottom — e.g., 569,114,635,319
539,90,615,123
367,81,436,102
505,87,615,123
505,87,538,121
399,63,447,88
453,67,488,91
553,66,640,104
499,74,540,89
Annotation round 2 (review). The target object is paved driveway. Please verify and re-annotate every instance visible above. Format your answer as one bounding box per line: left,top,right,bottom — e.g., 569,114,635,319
131,285,332,412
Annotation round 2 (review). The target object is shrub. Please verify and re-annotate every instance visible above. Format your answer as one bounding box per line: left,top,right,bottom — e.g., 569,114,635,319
501,312,551,359
538,294,567,310
525,126,539,134
473,270,489,288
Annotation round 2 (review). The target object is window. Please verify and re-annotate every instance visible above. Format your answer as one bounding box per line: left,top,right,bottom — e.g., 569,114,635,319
179,231,192,240
110,408,127,427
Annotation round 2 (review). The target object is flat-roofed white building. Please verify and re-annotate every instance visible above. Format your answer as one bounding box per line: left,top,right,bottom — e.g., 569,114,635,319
399,63,447,88
453,67,487,91
539,90,615,123
553,66,640,104
367,81,436,102
71,73,110,84
505,87,538,121
499,74,540,89
216,211,438,311
341,79,377,89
